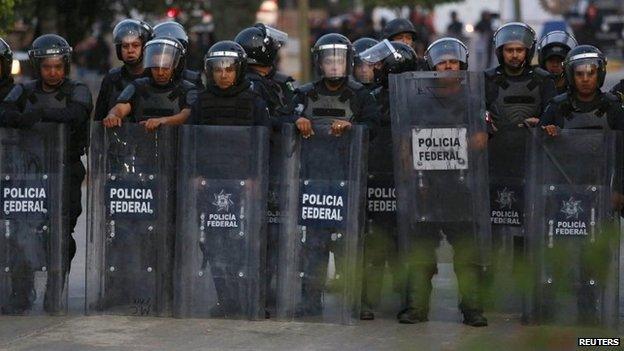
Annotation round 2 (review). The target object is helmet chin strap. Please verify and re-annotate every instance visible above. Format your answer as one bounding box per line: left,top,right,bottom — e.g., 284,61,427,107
324,76,345,88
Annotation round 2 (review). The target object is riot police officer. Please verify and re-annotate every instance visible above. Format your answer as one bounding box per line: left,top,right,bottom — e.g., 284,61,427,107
0,38,14,101
153,21,203,88
352,37,379,90
390,37,488,326
234,24,294,318
292,33,379,138
382,18,428,58
94,19,153,121
186,40,269,316
539,45,623,325
290,33,379,316
0,34,92,312
542,45,624,132
357,39,418,320
103,37,197,131
537,30,577,95
234,23,295,123
188,41,270,126
485,22,556,131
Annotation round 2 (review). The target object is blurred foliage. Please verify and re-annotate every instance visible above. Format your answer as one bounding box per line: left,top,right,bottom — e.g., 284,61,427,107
0,0,19,36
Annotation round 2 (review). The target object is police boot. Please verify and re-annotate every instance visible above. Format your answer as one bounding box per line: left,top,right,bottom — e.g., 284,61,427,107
577,282,599,325
397,307,428,324
462,309,488,327
3,273,36,315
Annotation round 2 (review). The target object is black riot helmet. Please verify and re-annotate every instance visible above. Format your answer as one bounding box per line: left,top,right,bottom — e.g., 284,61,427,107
153,21,189,50
424,37,469,71
360,39,417,87
204,40,248,88
0,38,13,80
537,30,577,69
112,19,153,63
353,37,379,64
312,33,354,82
564,45,607,90
234,23,288,66
493,22,536,68
382,18,416,41
28,34,72,76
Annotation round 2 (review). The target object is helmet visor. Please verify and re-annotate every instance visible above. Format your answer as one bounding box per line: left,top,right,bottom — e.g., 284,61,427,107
539,31,577,51
569,57,602,79
264,25,288,47
359,39,396,64
494,24,535,50
317,45,349,79
143,40,182,69
426,39,468,68
205,56,241,87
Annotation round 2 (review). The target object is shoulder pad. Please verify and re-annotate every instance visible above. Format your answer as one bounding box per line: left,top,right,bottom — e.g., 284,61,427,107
296,82,315,94
246,71,263,81
273,71,294,84
531,67,552,82
3,84,25,103
371,86,383,97
116,83,137,103
68,80,93,110
183,69,201,83
180,79,197,92
484,67,500,80
132,77,151,87
602,92,620,104
552,92,569,104
108,66,123,81
345,77,365,91
246,83,263,98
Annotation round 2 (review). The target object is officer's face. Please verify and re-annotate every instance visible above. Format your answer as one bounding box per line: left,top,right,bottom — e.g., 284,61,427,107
391,33,414,47
321,54,347,78
502,43,527,68
213,64,237,89
121,36,142,64
151,67,174,85
40,56,65,86
545,56,564,75
574,64,598,96
435,59,461,71
354,62,375,84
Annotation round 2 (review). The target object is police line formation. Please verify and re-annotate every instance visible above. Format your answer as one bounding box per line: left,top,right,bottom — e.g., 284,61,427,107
0,18,621,329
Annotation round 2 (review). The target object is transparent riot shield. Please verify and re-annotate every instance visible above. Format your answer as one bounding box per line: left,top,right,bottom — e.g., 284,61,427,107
276,124,367,325
265,126,287,317
0,123,68,315
362,124,401,316
86,123,176,317
389,71,491,266
525,129,621,327
487,129,528,312
173,125,269,320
